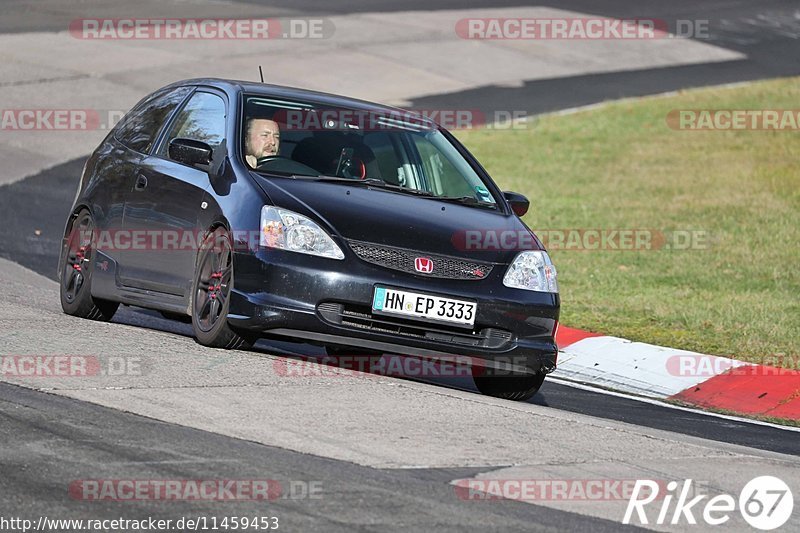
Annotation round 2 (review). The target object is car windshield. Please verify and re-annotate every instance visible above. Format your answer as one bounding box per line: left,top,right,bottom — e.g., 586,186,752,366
241,95,497,205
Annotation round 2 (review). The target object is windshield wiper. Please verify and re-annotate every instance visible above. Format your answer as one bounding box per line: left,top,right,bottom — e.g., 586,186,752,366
292,174,366,183
423,195,498,210
292,175,437,197
364,180,436,196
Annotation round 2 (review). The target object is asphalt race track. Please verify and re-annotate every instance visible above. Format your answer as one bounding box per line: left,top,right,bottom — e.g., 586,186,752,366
1,1,799,531
2,383,640,532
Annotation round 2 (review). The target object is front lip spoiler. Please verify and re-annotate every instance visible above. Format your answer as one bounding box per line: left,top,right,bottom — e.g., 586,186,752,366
264,328,556,375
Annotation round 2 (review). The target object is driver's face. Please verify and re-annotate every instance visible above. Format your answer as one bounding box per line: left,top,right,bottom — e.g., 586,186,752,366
246,119,280,158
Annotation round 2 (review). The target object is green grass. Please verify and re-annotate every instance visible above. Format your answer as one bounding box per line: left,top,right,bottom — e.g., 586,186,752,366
456,78,800,365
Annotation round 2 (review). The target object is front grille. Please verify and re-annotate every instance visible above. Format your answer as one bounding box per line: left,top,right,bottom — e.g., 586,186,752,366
348,240,493,280
318,302,513,349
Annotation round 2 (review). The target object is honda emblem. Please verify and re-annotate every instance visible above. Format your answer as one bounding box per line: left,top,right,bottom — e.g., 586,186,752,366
414,257,434,274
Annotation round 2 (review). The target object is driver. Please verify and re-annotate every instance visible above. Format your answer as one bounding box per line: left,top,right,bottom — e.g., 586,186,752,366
244,118,280,168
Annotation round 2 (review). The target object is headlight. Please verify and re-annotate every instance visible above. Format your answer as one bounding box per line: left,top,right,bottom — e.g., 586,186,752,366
503,251,558,293
260,206,344,260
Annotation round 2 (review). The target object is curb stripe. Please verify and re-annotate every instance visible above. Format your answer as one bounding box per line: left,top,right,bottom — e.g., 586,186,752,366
555,325,601,349
671,366,800,419
556,335,722,398
556,326,800,422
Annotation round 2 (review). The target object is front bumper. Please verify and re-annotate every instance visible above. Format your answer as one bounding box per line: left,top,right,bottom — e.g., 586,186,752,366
228,247,560,374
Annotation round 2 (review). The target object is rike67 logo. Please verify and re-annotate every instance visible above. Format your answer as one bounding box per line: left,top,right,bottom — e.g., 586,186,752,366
624,476,794,530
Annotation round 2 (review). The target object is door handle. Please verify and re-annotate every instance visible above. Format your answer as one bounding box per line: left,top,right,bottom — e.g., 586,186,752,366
134,173,148,191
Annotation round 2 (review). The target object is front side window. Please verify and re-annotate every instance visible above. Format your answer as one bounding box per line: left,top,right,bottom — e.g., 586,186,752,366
241,95,497,205
160,91,227,157
114,86,191,153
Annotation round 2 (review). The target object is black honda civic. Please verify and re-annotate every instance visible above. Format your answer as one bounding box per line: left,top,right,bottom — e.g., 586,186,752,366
59,78,560,400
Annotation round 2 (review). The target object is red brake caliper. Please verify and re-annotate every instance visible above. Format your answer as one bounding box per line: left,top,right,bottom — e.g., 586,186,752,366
208,271,223,299
73,246,87,272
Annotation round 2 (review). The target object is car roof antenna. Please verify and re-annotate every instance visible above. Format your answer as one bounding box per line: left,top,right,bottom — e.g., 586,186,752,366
258,65,264,83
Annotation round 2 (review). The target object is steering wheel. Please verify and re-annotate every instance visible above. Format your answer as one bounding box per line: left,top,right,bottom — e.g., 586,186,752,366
254,155,320,176
255,155,290,167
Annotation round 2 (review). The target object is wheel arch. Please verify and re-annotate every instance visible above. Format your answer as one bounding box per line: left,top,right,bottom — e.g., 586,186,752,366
62,203,93,239
195,217,233,264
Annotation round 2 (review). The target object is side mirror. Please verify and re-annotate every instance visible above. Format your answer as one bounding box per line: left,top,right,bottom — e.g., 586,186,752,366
169,138,213,168
503,191,530,217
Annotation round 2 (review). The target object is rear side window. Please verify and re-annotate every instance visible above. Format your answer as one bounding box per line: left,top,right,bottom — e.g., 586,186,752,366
160,91,227,155
114,87,191,153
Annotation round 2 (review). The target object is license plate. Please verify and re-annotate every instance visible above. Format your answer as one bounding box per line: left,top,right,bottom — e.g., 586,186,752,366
372,286,476,327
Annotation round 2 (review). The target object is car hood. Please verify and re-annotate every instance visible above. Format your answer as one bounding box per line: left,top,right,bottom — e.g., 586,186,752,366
251,174,542,263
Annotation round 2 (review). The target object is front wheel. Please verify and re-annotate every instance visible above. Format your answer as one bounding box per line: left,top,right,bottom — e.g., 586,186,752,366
59,209,119,321
191,228,257,349
472,367,546,401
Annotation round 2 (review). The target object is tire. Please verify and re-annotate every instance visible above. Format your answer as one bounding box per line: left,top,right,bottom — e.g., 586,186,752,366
191,227,257,349
472,366,546,401
59,209,119,321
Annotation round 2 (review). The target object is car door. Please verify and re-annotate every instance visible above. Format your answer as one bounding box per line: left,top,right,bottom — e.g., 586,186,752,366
94,86,191,270
120,89,228,297
103,86,191,280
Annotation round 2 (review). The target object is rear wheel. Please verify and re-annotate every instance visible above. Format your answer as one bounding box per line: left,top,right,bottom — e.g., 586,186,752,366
472,367,546,401
191,228,257,349
59,209,119,321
